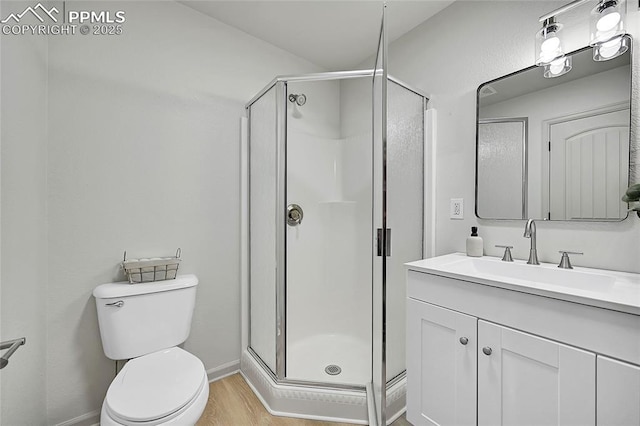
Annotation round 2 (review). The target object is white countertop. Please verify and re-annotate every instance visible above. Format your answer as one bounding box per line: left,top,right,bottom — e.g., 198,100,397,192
406,253,640,315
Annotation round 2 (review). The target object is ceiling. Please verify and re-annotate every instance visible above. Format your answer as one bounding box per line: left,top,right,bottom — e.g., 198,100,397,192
179,1,455,70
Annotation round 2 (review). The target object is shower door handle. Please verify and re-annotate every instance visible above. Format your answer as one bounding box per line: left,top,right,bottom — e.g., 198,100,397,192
376,228,391,257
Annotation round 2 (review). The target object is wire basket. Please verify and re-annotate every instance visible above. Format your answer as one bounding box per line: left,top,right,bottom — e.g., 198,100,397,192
122,248,181,284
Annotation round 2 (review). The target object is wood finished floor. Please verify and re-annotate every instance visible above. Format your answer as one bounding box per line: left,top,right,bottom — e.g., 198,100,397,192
196,373,411,426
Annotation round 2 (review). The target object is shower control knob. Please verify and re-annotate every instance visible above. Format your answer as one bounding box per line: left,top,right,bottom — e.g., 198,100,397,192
287,204,304,226
482,347,493,356
459,337,468,345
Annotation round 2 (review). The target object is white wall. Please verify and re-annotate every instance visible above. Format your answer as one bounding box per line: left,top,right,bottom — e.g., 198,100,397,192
389,1,640,273
3,1,323,423
0,2,48,424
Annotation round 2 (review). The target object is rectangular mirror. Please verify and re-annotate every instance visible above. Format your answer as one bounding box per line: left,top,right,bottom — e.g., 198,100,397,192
476,35,632,221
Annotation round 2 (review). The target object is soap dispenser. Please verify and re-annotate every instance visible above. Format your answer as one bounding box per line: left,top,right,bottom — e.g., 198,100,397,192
466,226,483,257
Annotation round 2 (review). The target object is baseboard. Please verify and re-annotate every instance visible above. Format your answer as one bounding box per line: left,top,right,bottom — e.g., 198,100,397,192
207,359,240,383
386,374,407,425
386,406,406,424
240,350,368,424
54,409,100,426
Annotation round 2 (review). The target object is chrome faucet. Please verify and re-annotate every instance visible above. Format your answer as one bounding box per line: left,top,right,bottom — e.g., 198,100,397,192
523,219,540,265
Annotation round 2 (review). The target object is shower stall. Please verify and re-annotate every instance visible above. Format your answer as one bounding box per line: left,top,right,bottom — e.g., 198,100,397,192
241,69,427,424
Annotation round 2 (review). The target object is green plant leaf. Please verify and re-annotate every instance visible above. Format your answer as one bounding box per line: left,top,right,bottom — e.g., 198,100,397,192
624,183,640,199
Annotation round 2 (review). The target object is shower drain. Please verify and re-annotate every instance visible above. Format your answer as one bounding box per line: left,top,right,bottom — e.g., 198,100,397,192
325,364,342,376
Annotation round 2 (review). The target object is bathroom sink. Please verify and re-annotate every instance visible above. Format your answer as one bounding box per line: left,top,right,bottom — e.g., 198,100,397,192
406,253,640,315
437,256,615,292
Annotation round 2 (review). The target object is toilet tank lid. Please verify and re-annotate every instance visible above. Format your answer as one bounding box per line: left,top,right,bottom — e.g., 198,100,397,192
93,274,198,299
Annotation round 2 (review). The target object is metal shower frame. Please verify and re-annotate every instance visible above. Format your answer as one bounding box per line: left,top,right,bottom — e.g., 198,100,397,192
244,69,429,395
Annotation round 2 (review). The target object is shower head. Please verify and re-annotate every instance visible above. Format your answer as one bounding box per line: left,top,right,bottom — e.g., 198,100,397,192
288,93,306,106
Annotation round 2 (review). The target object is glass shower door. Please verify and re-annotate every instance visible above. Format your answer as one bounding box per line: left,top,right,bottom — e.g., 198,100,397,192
372,5,388,424
385,81,425,382
285,77,372,387
249,85,278,375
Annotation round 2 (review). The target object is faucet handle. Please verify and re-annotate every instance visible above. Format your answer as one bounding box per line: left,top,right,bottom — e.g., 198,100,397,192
558,251,583,269
495,245,514,262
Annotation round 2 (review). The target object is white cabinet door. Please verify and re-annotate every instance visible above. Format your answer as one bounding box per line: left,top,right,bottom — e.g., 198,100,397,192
407,299,476,426
597,356,640,426
477,320,595,426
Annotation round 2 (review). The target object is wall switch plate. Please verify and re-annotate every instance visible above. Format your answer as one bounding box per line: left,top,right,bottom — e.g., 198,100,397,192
450,198,464,219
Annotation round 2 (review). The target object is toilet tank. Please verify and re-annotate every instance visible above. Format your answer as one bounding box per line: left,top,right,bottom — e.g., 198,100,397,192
93,275,198,360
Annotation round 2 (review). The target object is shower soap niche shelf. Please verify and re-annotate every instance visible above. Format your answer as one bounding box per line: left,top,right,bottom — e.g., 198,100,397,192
122,248,181,284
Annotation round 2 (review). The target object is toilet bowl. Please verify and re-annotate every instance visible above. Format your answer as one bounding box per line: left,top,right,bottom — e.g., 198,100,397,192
100,347,209,426
93,275,208,425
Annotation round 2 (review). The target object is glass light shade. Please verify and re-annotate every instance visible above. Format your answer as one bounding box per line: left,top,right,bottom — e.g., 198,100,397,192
543,56,572,78
590,0,626,46
536,20,564,66
593,34,630,61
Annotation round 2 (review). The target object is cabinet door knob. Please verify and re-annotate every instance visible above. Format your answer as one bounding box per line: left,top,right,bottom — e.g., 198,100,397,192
482,347,492,356
459,337,468,345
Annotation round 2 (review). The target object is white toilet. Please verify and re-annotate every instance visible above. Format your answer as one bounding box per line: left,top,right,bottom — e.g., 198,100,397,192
93,274,209,425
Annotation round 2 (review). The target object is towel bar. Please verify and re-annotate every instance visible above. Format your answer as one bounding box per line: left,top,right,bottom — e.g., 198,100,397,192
0,337,26,369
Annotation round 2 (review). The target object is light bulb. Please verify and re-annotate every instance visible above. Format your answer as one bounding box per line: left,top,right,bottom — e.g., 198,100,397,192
539,51,556,64
590,0,626,46
597,11,621,31
549,58,566,75
599,36,623,59
535,18,564,66
543,56,571,78
541,35,560,52
539,34,562,64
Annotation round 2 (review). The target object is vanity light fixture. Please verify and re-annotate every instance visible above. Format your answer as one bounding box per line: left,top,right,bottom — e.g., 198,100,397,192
590,0,628,61
537,0,629,68
535,16,566,66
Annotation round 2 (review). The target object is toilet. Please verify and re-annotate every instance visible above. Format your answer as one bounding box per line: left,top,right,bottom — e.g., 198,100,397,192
93,275,209,425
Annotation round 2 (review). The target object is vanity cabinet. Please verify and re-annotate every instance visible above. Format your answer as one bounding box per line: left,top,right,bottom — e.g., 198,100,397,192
477,320,595,426
597,356,640,425
407,299,595,426
407,299,476,426
406,263,640,426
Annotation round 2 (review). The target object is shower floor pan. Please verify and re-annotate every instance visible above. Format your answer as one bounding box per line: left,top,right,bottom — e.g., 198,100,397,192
286,333,370,386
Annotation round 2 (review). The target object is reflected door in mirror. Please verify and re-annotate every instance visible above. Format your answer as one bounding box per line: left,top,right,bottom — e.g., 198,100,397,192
477,119,527,219
549,108,630,220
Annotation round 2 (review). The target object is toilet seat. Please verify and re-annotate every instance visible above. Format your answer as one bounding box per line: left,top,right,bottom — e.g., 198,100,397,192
104,347,207,424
